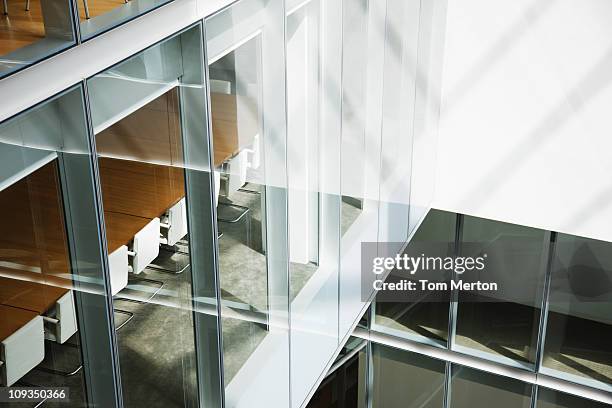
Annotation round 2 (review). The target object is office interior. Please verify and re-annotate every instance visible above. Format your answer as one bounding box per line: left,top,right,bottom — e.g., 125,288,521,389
0,0,611,407
0,0,170,78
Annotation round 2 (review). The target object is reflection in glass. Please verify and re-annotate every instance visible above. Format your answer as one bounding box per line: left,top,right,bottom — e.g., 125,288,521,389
374,209,455,346
77,0,172,39
536,387,609,408
88,25,206,408
454,215,547,367
340,0,368,237
450,365,531,408
372,343,445,408
0,86,116,405
206,0,290,405
208,33,268,386
0,0,74,78
285,0,343,405
307,337,367,408
542,233,612,389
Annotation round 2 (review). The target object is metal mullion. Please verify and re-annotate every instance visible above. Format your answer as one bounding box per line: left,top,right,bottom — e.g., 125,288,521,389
535,231,556,373
365,339,374,408
189,19,226,408
447,213,462,351
355,326,612,405
81,79,124,408
530,383,539,408
443,361,452,408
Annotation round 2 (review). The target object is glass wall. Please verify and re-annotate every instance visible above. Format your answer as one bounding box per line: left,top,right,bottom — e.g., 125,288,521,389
453,215,548,369
372,343,446,408
536,387,610,408
87,24,211,408
308,336,610,408
0,86,118,406
338,0,385,339
285,0,342,405
449,365,532,408
76,0,173,39
367,207,611,407
376,0,421,247
541,233,612,390
0,0,74,78
205,0,290,405
373,209,455,347
307,337,367,408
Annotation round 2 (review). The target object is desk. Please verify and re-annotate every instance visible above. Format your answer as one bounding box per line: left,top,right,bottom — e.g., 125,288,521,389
95,89,259,253
99,157,184,221
0,305,39,340
0,276,68,315
104,211,152,254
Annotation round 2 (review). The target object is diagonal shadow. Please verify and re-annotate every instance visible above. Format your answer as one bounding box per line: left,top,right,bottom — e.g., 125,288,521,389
458,45,612,209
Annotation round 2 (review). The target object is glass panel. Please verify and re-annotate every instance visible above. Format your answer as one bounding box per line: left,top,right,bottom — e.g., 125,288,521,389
88,24,208,408
0,86,118,405
286,0,342,405
454,215,547,368
373,209,455,346
205,0,290,405
307,337,367,408
339,0,368,238
542,233,612,390
77,0,172,40
449,365,532,408
0,0,75,78
376,0,421,247
339,0,383,338
372,343,445,408
536,387,609,408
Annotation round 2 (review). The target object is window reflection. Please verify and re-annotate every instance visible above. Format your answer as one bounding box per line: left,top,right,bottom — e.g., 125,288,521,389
542,233,612,388
88,26,204,408
454,215,547,368
450,365,532,408
0,0,74,77
77,0,173,39
537,387,609,408
374,209,455,346
208,35,269,385
0,86,113,405
372,343,445,408
307,338,367,408
206,1,290,403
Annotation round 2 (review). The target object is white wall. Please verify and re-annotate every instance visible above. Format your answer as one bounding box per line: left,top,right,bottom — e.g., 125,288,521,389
435,0,612,243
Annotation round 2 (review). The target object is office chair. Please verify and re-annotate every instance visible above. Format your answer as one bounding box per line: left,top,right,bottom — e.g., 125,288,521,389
2,0,27,15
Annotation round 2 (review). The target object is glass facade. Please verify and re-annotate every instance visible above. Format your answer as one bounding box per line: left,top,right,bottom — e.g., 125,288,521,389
537,387,611,408
542,233,612,390
453,215,548,368
1,0,610,407
449,365,532,408
307,337,367,408
87,24,207,408
0,86,118,406
0,0,75,78
367,208,611,407
76,0,173,39
372,343,446,408
373,209,456,347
